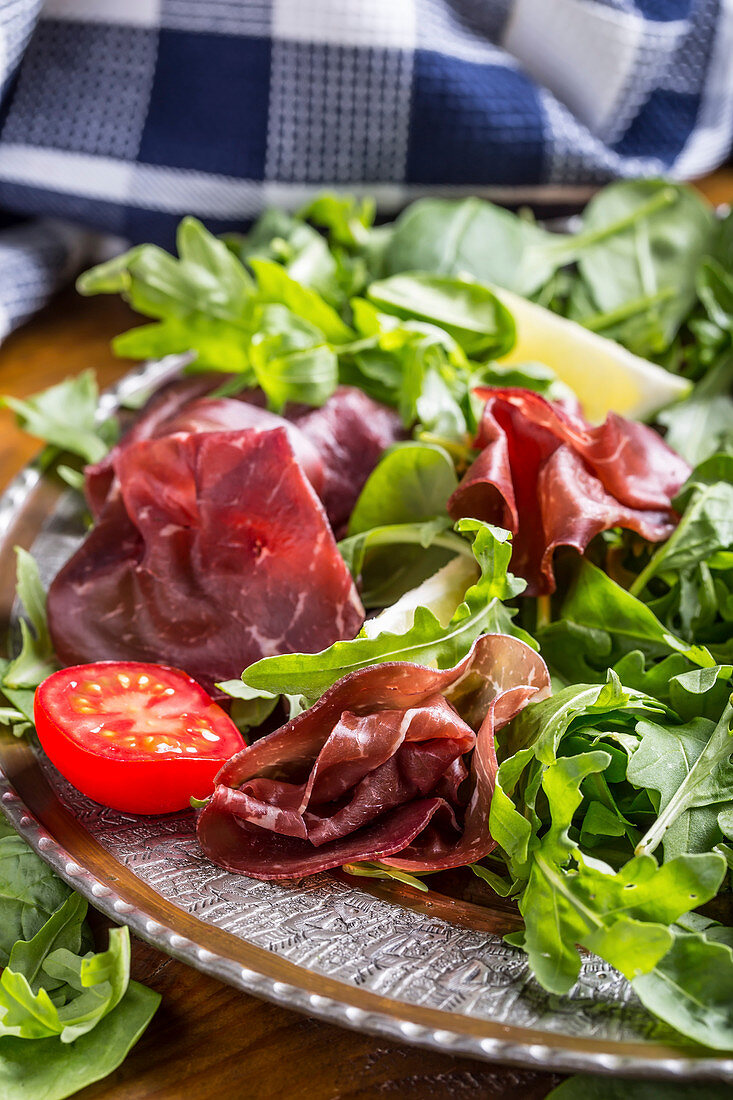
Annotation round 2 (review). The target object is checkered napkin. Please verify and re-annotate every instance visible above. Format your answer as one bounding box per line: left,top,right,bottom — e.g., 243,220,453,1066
0,0,731,344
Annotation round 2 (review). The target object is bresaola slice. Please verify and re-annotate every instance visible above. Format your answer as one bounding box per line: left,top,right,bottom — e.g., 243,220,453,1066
48,428,364,691
85,380,403,534
448,388,691,596
197,634,550,879
288,388,407,537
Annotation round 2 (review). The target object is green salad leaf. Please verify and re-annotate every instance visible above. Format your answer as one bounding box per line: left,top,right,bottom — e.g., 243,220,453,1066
632,694,733,860
0,821,158,1097
367,273,516,360
1,371,117,466
0,823,80,969
548,1075,730,1099
0,550,56,736
242,520,526,702
0,981,160,1100
633,930,733,1051
573,180,716,355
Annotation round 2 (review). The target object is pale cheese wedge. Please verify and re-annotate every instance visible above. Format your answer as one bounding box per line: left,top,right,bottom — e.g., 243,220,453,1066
493,285,691,423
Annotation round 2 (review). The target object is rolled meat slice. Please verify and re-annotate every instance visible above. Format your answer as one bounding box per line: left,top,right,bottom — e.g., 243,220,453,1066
197,633,550,878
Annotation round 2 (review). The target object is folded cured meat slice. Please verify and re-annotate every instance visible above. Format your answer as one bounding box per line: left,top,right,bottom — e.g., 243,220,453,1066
85,380,323,517
448,388,690,596
48,428,364,691
197,634,550,878
290,388,406,536
85,381,403,535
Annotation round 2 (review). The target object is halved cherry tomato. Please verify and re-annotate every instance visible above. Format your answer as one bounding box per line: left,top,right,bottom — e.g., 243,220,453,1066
34,662,244,814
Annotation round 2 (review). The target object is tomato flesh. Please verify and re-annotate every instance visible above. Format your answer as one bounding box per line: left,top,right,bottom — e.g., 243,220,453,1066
34,662,244,814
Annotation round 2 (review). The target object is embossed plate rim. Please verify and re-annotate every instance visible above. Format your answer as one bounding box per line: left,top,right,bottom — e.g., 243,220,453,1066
1,355,731,1083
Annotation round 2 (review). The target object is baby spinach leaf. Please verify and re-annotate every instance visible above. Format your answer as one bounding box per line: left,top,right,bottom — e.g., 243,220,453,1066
242,520,526,701
0,980,160,1100
0,827,74,969
299,192,375,249
575,181,716,354
384,197,557,295
367,273,516,360
548,1074,730,1099
348,442,458,534
339,517,469,608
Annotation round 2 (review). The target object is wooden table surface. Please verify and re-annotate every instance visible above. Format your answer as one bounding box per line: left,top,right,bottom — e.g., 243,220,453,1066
0,170,730,1099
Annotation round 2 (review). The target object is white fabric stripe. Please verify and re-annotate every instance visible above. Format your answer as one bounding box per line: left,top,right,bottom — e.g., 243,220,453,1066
672,0,733,180
0,146,136,202
42,0,161,27
272,0,417,49
504,0,688,141
0,145,598,216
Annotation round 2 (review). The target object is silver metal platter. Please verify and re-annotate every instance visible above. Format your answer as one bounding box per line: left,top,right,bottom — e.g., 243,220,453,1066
1,355,731,1084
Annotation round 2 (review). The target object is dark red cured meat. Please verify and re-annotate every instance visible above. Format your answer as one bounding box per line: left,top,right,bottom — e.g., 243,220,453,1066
448,388,691,596
290,388,406,537
197,634,550,879
48,428,364,692
85,376,220,518
85,380,403,534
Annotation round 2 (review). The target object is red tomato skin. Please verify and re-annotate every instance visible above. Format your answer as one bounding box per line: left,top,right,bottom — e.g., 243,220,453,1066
34,662,244,815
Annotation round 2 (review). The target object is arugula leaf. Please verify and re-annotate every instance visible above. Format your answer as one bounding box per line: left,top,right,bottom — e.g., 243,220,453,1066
539,560,715,689
658,357,733,466
490,674,661,878
630,479,733,597
250,258,353,344
342,861,429,893
633,930,733,1051
299,192,375,249
2,372,117,465
226,208,346,305
249,304,337,412
0,981,160,1100
80,219,256,371
367,273,516,360
2,548,55,696
518,752,724,994
79,219,253,321
242,520,526,702
633,695,733,859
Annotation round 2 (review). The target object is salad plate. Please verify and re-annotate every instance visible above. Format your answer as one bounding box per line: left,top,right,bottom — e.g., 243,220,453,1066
1,355,731,1085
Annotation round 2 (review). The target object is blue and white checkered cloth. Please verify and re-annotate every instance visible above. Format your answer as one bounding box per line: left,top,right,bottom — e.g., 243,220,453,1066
0,0,731,343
